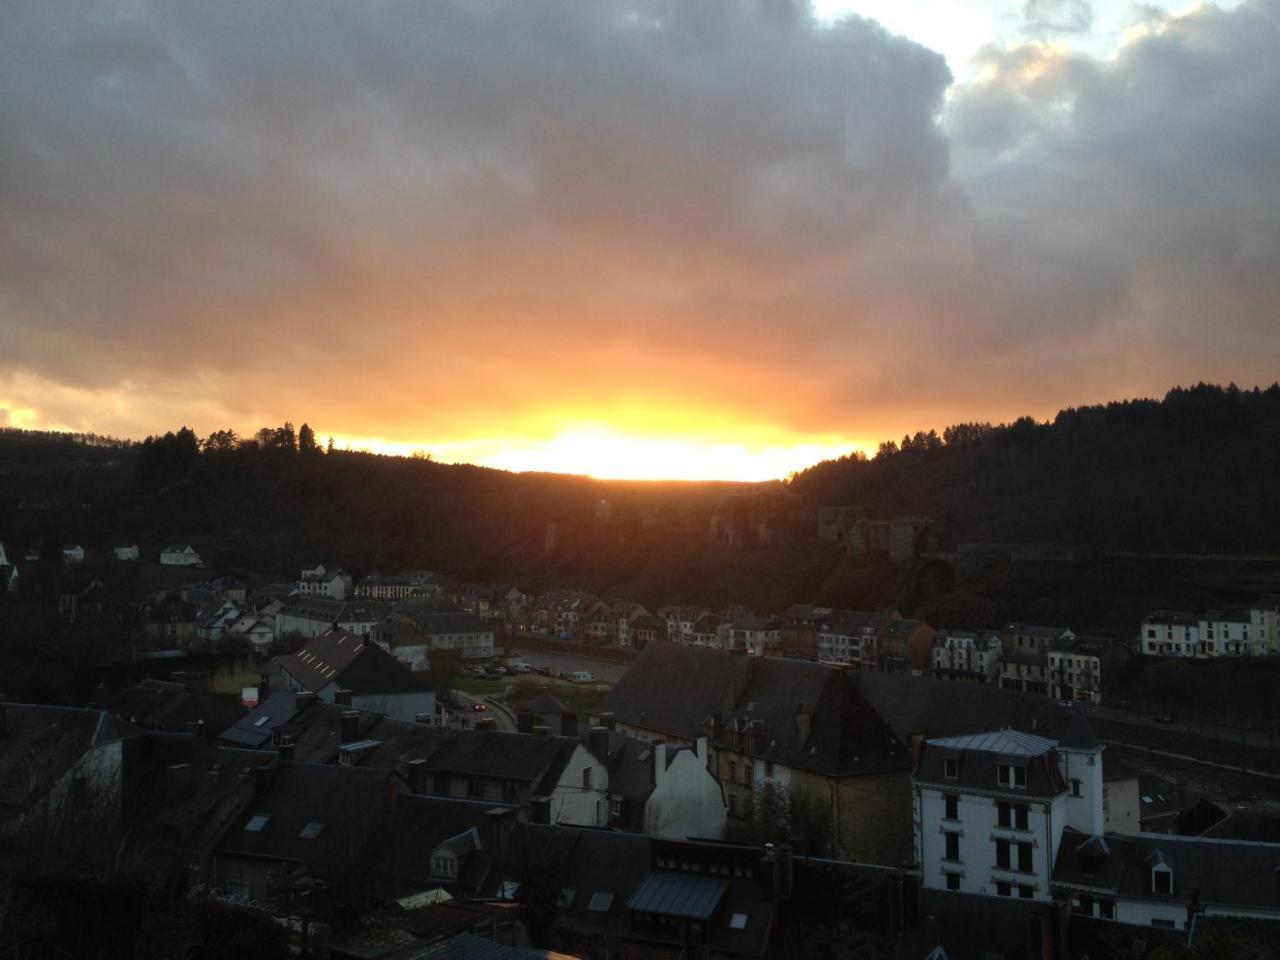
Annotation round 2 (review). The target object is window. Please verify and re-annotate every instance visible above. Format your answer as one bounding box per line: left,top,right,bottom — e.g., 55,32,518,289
728,794,737,815
432,855,457,879
945,794,959,820
1018,842,1033,873
1099,899,1115,920
729,761,737,782
1015,804,1029,831
944,832,960,862
996,881,1011,897
1076,895,1094,916
996,838,1010,869
1153,867,1172,895
244,814,270,832
997,801,1011,827
729,913,749,930
1019,885,1034,899
610,798,621,817
582,768,593,789
944,758,958,780
1071,778,1082,797
945,872,960,891
298,821,324,839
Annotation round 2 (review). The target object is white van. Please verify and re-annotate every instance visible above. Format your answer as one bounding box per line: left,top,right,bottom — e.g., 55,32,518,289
571,670,596,684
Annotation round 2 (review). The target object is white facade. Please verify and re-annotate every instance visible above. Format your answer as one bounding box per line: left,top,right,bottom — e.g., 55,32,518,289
547,743,612,827
161,545,202,566
1142,610,1257,658
62,545,85,564
643,740,727,840
298,565,352,600
1047,649,1102,704
932,631,1001,683
113,545,139,561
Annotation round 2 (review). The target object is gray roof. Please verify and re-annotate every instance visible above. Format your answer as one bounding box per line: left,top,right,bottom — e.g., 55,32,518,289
277,628,370,692
1053,827,1280,912
928,730,1057,756
626,870,728,919
915,729,1065,797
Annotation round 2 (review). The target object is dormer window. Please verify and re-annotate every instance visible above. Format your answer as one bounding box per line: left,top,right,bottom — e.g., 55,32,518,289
944,758,959,780
433,855,457,879
997,764,1028,789
1152,864,1172,895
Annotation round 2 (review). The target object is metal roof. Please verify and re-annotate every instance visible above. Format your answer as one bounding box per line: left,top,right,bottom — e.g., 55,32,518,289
926,729,1057,757
625,870,729,920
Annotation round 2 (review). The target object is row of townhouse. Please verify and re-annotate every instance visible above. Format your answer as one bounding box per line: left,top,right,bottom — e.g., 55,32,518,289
1141,598,1280,658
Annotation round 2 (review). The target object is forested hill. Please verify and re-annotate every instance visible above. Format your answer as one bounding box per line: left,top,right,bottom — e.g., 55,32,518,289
787,383,1280,553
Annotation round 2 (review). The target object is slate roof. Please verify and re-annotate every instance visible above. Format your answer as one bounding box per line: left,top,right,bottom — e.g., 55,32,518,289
0,704,139,823
330,641,431,697
1053,827,1280,913
627,870,728,919
217,761,397,878
589,730,658,803
277,628,370,690
915,729,1064,797
418,933,554,960
526,693,569,716
593,642,744,741
221,691,303,748
854,671,1099,749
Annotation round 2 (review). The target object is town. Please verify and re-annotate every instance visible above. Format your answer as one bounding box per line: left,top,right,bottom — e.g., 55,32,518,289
6,528,1280,959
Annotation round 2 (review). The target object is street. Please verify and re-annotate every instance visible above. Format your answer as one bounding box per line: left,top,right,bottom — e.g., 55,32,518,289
509,647,631,685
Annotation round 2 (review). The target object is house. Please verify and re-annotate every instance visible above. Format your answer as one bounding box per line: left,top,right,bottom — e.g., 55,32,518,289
270,627,437,723
727,615,783,656
1001,622,1075,655
0,699,139,830
160,544,202,566
585,721,726,840
1053,828,1280,930
222,698,610,828
297,563,353,600
104,676,246,734
194,598,243,644
61,544,85,564
1047,635,1105,704
912,715,1104,903
274,597,387,640
999,647,1049,696
225,613,277,654
931,629,1001,683
210,759,400,903
817,609,897,667
1102,755,1141,835
113,544,140,561
778,604,833,660
1140,609,1258,659
522,692,576,737
657,604,709,646
1250,595,1280,655
374,608,495,668
691,613,730,649
879,618,935,673
594,644,913,864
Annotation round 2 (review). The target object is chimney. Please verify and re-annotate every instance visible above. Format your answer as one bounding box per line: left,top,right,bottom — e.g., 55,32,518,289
695,735,708,760
341,709,360,744
253,762,275,798
258,672,270,704
795,702,811,747
186,719,206,741
590,725,610,762
334,688,352,707
529,795,551,825
517,711,534,734
531,725,550,737
654,744,668,785
278,735,295,761
407,758,429,795
296,691,317,707
488,807,512,872
598,711,616,732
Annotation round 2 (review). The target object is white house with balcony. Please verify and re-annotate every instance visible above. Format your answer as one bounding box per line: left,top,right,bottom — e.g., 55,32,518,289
932,629,1001,683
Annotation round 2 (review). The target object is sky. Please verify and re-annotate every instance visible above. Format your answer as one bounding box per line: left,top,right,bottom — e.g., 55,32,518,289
2,0,1278,480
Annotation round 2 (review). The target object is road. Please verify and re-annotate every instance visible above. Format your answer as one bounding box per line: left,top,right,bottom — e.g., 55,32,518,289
509,647,630,685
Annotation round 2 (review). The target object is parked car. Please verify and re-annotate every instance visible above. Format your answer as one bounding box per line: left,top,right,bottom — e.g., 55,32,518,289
535,666,552,676
514,661,533,673
473,702,487,712
571,670,596,684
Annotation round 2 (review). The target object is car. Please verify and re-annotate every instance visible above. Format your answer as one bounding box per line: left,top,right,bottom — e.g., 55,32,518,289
535,666,552,676
514,661,533,673
571,670,596,684
473,702,487,712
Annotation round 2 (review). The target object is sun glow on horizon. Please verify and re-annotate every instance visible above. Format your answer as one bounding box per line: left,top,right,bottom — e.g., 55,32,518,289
328,426,865,482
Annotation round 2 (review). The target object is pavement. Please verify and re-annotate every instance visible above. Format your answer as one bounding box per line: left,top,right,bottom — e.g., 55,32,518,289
509,647,630,684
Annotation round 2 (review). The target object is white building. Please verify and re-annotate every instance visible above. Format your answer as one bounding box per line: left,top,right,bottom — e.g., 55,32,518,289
160,544,202,566
61,545,85,564
913,718,1104,903
297,563,353,600
1141,609,1257,658
274,598,385,640
113,544,139,561
1047,637,1105,705
931,629,1001,683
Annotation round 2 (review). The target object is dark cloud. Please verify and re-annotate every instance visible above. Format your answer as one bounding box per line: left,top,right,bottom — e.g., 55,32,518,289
1,0,1278,452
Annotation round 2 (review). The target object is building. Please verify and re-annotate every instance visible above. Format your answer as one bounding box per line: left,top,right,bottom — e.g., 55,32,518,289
657,605,709,646
1001,623,1074,656
879,619,935,673
274,597,386,641
931,629,1001,683
374,609,495,668
1047,635,1105,704
160,544,202,566
817,609,897,668
1053,829,1280,931
356,572,430,601
691,613,730,649
779,605,834,661
1000,648,1049,696
594,644,913,865
1141,609,1258,658
727,615,784,656
848,517,932,563
270,627,436,723
913,715,1103,903
297,563,353,600
61,544,85,564
113,544,139,561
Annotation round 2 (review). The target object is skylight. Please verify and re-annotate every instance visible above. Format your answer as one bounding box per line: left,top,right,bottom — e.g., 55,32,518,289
587,891,614,912
730,913,748,929
253,716,270,727
244,814,270,832
299,821,324,839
